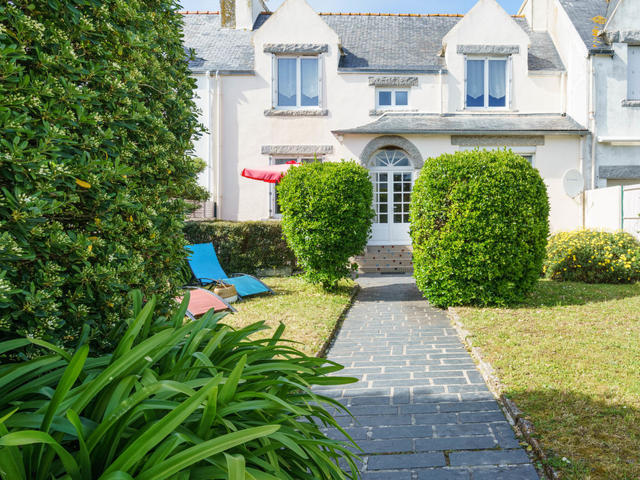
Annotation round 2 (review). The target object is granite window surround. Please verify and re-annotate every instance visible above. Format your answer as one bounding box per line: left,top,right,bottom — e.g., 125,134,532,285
457,45,520,55
264,108,328,117
261,145,333,156
264,43,329,55
599,165,640,179
368,76,419,88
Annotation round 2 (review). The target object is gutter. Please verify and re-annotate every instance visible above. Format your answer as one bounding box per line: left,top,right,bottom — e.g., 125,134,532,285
589,55,597,189
206,71,214,214
332,129,589,136
215,71,222,219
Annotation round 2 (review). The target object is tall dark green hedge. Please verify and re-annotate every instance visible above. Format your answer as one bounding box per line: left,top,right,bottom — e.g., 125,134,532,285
0,0,207,351
277,162,374,288
410,150,549,307
184,221,298,274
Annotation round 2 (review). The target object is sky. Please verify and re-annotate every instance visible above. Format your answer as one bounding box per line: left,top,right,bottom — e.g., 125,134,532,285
179,0,525,15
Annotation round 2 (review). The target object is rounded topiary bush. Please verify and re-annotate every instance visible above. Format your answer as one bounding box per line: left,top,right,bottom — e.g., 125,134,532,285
545,230,640,283
277,161,374,288
410,149,549,307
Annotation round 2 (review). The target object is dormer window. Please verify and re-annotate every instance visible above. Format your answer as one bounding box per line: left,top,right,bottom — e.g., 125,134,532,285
376,89,409,109
275,56,319,108
466,57,509,108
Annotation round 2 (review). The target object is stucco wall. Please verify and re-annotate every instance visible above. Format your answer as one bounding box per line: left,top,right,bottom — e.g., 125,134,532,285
593,44,640,187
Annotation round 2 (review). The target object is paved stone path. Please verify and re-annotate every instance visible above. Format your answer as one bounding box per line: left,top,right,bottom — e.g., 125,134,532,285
317,275,539,480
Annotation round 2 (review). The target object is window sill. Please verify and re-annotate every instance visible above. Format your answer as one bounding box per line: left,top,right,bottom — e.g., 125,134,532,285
458,108,519,113
621,100,640,108
370,108,418,116
264,108,328,117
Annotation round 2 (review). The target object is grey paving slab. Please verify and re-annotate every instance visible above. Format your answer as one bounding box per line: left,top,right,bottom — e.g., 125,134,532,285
316,275,539,478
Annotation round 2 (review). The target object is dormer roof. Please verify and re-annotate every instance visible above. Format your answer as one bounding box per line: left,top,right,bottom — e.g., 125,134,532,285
181,11,565,74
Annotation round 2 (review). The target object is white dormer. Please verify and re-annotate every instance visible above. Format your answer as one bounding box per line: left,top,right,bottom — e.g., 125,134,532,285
442,0,530,111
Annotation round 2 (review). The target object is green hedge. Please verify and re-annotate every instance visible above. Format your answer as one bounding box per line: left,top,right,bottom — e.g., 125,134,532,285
545,230,640,283
410,149,550,307
184,221,297,275
0,0,206,352
277,162,374,288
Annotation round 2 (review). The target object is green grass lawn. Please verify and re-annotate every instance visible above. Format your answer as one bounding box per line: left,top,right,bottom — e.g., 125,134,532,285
219,276,356,356
454,280,640,480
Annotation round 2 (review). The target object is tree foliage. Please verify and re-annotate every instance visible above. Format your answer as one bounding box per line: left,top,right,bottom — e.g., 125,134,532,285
410,149,549,307
277,162,374,288
0,0,207,350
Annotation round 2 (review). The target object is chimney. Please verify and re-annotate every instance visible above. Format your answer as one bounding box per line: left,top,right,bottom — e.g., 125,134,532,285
221,0,266,30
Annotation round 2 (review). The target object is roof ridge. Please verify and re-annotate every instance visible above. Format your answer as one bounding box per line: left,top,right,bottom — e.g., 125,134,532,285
177,11,526,18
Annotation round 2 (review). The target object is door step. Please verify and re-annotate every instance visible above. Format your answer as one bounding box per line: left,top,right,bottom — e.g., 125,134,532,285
353,245,413,274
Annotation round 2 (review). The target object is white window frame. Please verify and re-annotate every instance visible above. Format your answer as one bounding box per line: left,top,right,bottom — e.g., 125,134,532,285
269,156,323,218
272,55,323,110
375,88,410,109
464,56,512,110
628,46,640,101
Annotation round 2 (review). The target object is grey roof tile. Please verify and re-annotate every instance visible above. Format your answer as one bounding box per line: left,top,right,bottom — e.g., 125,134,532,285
558,0,608,51
333,113,588,135
181,12,565,73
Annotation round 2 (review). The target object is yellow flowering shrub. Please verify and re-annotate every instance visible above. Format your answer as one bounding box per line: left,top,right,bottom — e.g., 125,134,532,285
545,230,640,283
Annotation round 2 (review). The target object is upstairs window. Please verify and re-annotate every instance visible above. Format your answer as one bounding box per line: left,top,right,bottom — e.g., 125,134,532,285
377,89,409,109
275,57,320,108
466,58,509,108
629,46,640,100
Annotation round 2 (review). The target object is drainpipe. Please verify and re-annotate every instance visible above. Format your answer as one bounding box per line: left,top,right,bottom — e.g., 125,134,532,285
589,55,597,190
205,71,214,217
439,69,444,115
215,70,222,218
561,71,567,115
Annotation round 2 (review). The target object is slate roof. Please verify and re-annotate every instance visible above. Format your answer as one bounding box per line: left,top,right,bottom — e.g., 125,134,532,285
181,12,565,74
333,113,588,135
557,0,608,51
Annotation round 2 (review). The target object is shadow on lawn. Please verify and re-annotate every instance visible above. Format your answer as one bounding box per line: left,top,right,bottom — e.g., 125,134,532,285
507,388,640,480
514,279,640,308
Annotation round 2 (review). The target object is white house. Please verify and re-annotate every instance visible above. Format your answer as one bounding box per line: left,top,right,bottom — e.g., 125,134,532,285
518,0,640,189
182,0,631,255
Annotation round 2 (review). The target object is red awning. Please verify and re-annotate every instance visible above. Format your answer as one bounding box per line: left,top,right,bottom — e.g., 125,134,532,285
241,161,301,184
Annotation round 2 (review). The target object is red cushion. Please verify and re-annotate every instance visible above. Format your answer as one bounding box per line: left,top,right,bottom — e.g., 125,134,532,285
176,289,229,317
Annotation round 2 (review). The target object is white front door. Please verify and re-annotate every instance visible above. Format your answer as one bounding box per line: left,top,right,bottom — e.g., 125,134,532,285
369,149,415,245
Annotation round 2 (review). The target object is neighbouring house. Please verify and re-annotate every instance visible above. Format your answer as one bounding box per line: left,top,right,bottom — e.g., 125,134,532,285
182,0,638,254
518,0,640,189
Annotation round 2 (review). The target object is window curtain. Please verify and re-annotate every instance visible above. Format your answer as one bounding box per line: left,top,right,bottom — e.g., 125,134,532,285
300,58,319,106
278,58,297,106
466,60,485,107
488,60,506,107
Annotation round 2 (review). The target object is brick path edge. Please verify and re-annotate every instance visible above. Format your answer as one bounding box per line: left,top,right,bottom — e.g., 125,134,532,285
317,283,361,359
448,307,559,480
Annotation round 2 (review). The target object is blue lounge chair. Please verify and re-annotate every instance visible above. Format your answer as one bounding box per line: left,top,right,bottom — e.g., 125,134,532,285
185,243,273,299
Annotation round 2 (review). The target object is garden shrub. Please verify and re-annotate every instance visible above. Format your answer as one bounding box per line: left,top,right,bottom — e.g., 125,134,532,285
0,0,207,351
410,149,549,307
277,162,374,288
184,220,297,274
545,230,640,283
0,291,360,479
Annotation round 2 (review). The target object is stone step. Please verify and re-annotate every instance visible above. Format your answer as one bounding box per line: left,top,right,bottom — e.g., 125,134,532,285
358,266,413,274
353,245,414,274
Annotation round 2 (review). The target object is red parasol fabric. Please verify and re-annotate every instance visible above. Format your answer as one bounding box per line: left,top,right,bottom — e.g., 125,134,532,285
241,160,302,184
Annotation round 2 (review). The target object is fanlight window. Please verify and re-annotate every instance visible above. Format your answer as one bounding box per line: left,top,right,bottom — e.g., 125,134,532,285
372,149,411,167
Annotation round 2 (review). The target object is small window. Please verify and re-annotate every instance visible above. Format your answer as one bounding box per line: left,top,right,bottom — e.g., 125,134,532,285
466,58,508,108
271,157,322,217
275,57,320,108
629,46,640,100
376,89,409,109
